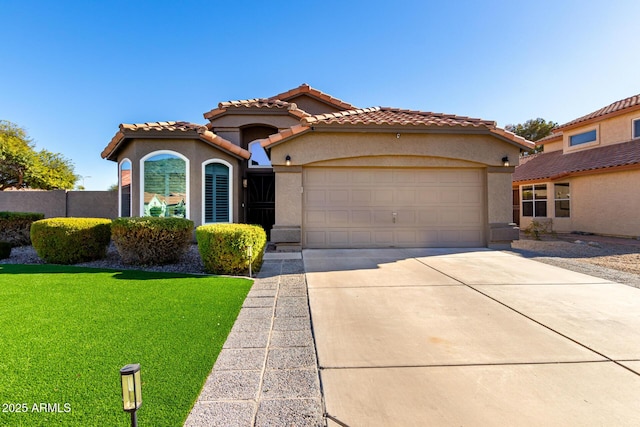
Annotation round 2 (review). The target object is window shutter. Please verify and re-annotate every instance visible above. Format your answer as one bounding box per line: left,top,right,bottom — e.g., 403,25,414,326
205,163,229,223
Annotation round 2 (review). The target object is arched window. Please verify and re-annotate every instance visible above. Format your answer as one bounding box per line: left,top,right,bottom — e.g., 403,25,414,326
202,160,232,223
119,159,132,217
141,151,189,218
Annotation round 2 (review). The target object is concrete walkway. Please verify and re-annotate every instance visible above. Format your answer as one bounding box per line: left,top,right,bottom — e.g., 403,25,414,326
184,253,324,427
305,248,640,426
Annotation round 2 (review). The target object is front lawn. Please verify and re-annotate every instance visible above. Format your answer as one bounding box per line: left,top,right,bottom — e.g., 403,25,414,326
0,264,252,426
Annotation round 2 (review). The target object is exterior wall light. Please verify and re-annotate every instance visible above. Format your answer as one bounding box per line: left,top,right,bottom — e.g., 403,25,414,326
285,155,291,166
120,363,142,427
502,156,510,167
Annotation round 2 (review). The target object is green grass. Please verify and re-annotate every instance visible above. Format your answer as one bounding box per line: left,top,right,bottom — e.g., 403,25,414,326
0,264,252,427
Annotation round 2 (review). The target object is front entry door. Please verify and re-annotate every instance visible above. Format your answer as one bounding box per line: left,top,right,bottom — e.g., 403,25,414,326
247,172,275,239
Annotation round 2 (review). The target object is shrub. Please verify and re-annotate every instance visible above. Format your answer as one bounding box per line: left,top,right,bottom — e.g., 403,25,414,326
523,219,555,240
30,218,112,264
196,224,267,275
0,241,11,259
0,211,45,246
111,217,194,265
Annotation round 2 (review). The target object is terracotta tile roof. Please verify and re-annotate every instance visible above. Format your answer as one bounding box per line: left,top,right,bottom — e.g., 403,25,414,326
536,132,563,145
557,94,640,131
203,98,310,122
259,107,532,149
102,121,250,160
513,139,640,183
269,83,357,111
259,124,311,148
301,107,497,128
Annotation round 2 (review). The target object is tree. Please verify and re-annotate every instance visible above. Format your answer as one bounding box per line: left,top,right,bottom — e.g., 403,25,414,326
0,120,77,190
505,118,557,154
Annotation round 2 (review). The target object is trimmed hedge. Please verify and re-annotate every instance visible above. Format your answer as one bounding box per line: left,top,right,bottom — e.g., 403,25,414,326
0,211,45,246
30,218,112,264
111,217,194,265
197,224,266,275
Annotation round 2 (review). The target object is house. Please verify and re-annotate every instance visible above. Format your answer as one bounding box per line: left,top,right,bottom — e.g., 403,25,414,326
513,94,640,238
102,84,531,249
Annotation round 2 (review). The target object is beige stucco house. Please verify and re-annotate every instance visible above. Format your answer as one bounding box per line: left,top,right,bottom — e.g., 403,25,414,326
513,94,640,238
102,84,531,249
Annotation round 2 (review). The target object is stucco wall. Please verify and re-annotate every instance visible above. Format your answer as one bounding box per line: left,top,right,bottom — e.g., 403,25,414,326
114,138,242,226
563,110,640,153
571,170,640,237
270,131,520,246
518,170,640,237
0,190,117,219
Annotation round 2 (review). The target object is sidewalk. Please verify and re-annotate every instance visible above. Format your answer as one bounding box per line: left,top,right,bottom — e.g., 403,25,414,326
184,253,324,427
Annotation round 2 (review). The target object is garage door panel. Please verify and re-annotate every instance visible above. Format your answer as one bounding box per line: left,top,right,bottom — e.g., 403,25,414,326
352,190,373,203
328,210,349,224
374,190,394,203
374,231,394,245
352,231,373,245
306,189,326,206
303,168,484,248
352,210,373,225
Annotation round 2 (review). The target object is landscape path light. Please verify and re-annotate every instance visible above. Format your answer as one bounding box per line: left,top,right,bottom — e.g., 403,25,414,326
120,363,142,427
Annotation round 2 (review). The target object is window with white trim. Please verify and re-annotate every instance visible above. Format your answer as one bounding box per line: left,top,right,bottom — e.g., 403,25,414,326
522,184,547,217
633,118,640,139
554,183,570,218
141,152,188,218
204,162,231,223
569,129,597,146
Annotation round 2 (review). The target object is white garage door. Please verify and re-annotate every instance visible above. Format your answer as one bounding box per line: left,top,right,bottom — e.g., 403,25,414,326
303,167,485,248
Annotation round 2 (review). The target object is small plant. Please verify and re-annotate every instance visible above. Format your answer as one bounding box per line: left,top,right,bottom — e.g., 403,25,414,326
0,211,45,246
30,218,112,264
197,223,266,275
111,217,194,265
523,219,555,240
0,241,11,259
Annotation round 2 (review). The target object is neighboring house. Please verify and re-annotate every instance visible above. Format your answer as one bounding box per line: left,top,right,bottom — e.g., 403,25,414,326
513,94,640,238
102,84,531,249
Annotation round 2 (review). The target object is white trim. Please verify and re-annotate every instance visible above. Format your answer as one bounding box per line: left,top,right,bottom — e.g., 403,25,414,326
140,150,190,219
118,158,132,217
201,159,233,224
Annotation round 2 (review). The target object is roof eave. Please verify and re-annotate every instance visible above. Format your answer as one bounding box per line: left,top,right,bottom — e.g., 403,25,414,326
558,103,640,132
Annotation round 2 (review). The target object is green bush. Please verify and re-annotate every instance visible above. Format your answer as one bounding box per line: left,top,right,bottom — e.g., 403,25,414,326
111,217,194,265
196,224,267,275
0,211,45,246
0,241,11,259
30,218,112,264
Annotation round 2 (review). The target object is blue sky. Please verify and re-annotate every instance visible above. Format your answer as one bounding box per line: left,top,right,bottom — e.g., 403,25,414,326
2,0,639,190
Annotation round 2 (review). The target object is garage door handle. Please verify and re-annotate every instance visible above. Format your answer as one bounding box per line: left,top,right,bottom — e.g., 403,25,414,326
392,212,397,223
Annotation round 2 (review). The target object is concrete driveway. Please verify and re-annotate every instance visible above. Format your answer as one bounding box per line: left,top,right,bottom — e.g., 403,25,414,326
303,248,640,426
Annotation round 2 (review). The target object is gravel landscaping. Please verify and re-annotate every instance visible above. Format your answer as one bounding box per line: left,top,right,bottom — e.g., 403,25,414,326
3,235,640,289
508,233,640,289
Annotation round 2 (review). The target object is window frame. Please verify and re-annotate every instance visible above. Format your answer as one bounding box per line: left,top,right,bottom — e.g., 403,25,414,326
119,158,132,217
566,126,599,151
554,182,570,218
201,159,233,224
140,150,190,219
521,184,548,218
633,117,640,139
